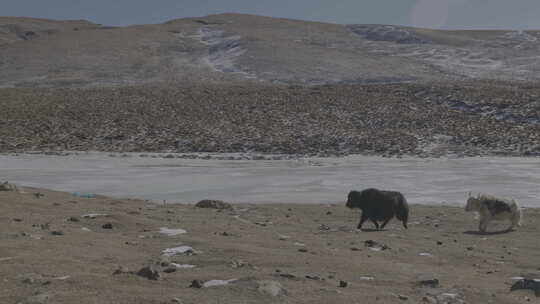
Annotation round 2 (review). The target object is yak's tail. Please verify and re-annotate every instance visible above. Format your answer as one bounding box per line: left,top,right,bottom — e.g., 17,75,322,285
394,195,409,229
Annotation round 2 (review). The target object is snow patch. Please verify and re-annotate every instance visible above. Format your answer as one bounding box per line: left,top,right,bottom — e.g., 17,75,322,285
203,279,237,287
159,227,187,236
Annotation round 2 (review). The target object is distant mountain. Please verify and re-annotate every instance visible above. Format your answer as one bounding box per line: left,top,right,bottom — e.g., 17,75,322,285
1,13,540,87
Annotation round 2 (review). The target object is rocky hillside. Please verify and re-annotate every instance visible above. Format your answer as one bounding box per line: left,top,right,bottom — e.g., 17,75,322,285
1,13,540,87
1,81,539,157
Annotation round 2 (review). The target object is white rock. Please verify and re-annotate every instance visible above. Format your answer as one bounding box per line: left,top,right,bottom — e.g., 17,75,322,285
257,280,285,296
159,227,187,236
162,246,195,256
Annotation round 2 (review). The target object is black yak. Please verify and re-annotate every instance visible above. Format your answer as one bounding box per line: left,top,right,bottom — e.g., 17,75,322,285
346,188,409,230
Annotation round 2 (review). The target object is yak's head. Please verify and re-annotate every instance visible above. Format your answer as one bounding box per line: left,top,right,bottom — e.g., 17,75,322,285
465,192,481,212
346,190,363,209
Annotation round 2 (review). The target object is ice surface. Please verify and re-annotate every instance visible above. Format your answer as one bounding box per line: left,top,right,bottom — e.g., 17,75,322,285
1,153,539,207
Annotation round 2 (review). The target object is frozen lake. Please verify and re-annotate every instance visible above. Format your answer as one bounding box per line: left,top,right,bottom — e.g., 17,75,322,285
1,153,539,207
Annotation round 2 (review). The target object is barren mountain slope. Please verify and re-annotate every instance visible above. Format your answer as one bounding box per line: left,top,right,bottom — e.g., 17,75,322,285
2,13,540,87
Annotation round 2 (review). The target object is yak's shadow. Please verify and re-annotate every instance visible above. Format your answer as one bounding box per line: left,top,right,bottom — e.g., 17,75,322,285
358,228,383,232
463,229,514,235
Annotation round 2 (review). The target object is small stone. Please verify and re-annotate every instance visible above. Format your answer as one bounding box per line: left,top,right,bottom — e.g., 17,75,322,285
417,278,439,288
257,280,285,296
112,266,131,275
437,241,443,245
189,280,203,288
136,266,160,280
298,248,308,253
279,273,297,279
422,295,438,303
163,268,177,273
51,231,64,236
339,280,348,288
67,217,80,222
12,218,23,222
398,294,409,300
102,223,113,229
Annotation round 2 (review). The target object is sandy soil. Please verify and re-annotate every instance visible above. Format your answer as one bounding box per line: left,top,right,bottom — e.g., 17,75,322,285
1,187,539,304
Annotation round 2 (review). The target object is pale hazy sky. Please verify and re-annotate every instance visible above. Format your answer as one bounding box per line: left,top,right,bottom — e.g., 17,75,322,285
2,0,540,29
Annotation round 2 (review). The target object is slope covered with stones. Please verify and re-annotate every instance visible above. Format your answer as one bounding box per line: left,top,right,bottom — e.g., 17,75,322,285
1,81,539,157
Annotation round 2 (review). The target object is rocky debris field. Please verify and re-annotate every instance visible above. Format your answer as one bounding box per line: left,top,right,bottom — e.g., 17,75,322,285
1,186,539,303
1,80,539,158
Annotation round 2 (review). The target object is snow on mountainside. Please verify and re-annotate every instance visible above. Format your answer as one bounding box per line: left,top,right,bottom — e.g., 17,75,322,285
1,13,540,87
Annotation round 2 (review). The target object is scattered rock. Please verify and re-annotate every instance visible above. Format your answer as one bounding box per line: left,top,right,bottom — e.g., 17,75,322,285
82,213,109,219
422,295,438,303
339,280,348,288
195,199,232,210
19,293,49,304
203,279,237,287
50,231,64,236
12,218,23,222
159,227,187,236
398,294,409,300
298,248,308,253
279,273,297,280
257,280,285,296
189,280,203,288
162,246,195,256
417,278,440,288
102,223,113,229
67,217,79,222
364,240,390,251
163,268,177,273
510,278,540,297
171,263,196,269
136,266,161,280
112,266,132,275
20,273,47,285
318,224,330,231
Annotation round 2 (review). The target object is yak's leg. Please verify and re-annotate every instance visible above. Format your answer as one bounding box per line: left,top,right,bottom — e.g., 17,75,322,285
357,214,369,230
479,219,488,233
380,218,391,230
370,219,380,230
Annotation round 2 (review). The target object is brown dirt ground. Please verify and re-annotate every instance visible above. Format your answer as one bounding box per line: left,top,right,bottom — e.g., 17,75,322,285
1,187,539,303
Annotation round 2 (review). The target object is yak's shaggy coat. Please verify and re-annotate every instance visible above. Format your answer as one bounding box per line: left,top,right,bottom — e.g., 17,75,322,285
465,193,522,232
346,188,409,230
